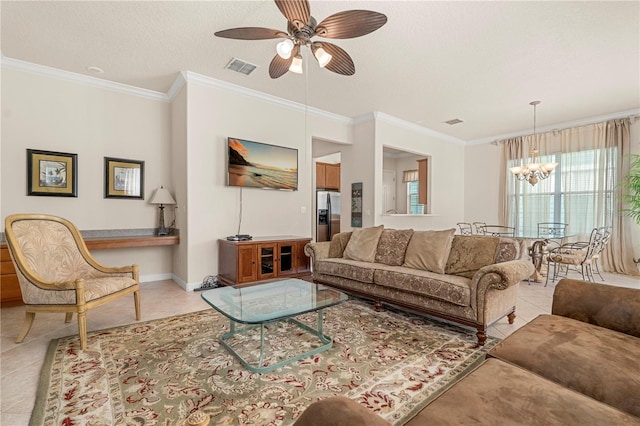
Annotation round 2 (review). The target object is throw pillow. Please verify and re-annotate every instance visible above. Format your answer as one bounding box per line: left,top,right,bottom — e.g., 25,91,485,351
445,235,500,278
343,225,385,262
328,232,353,258
403,228,456,274
374,229,414,266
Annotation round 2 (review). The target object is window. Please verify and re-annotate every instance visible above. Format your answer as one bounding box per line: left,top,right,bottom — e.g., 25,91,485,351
407,181,424,214
508,147,616,237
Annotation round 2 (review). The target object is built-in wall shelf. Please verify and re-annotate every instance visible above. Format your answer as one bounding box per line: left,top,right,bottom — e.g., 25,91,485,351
85,235,179,250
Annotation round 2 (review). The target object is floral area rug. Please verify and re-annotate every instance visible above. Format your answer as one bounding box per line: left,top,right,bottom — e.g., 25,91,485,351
32,299,499,425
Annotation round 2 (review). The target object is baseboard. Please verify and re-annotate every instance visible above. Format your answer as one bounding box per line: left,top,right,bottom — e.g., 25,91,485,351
140,273,201,292
170,274,202,292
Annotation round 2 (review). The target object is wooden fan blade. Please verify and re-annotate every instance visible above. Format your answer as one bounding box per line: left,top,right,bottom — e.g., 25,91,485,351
316,10,387,39
269,45,299,78
215,27,286,40
318,42,355,76
274,0,310,29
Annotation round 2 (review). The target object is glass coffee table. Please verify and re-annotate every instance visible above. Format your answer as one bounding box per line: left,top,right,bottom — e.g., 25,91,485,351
201,278,348,373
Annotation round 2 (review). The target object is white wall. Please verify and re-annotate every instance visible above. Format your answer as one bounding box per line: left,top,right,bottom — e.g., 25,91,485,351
1,68,175,280
171,83,189,283
374,115,466,230
4,64,636,288
464,143,502,224
341,119,376,229
180,75,351,285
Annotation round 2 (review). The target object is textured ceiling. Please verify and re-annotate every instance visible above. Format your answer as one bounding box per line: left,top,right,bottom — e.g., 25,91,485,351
2,1,639,143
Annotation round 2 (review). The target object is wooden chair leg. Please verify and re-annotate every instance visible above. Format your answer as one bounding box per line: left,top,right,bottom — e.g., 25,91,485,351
134,290,141,320
16,311,36,343
65,312,73,323
77,311,87,350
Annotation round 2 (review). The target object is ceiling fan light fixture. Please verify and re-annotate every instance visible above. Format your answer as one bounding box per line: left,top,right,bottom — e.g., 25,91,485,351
314,47,332,67
215,1,387,78
289,54,303,73
276,38,294,59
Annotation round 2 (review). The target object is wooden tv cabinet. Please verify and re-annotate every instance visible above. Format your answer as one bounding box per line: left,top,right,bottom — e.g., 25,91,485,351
218,236,312,286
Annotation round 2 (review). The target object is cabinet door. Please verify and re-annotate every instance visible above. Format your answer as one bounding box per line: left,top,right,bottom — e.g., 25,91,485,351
325,164,340,190
316,163,326,189
237,245,258,283
296,241,311,274
1,248,22,304
257,243,278,280
277,243,297,276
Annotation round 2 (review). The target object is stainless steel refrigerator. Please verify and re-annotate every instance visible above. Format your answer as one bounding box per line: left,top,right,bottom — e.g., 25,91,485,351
317,190,341,242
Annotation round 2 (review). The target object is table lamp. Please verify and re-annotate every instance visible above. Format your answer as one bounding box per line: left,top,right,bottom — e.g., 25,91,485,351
150,186,176,236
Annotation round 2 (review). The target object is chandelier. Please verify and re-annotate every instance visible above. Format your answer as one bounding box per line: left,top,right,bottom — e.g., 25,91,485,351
510,101,558,186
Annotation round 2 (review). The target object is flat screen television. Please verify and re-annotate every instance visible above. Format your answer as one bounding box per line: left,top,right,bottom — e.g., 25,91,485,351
226,137,298,190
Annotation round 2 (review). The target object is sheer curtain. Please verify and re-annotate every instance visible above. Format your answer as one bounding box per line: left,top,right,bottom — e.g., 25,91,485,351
603,119,636,274
499,119,637,275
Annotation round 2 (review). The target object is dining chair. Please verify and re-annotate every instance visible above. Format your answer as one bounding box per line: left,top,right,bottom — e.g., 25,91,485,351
456,222,473,235
545,227,603,286
473,222,487,235
4,213,141,350
591,225,612,281
482,225,515,237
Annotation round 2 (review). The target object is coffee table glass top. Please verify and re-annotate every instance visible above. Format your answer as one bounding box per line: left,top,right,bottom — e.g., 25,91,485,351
201,279,348,324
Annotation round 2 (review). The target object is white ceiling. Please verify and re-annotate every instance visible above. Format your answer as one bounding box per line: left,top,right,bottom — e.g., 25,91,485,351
2,1,639,143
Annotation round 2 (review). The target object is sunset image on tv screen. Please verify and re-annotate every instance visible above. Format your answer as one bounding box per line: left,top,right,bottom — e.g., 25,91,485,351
227,138,298,190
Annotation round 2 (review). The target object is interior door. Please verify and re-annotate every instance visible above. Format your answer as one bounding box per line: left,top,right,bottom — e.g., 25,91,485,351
383,170,396,213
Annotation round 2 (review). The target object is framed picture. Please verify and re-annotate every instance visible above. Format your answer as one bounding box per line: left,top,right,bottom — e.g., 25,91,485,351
351,182,363,228
27,149,78,197
104,157,144,199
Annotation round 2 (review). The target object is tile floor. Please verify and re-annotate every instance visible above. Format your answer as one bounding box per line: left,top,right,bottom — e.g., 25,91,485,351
1,272,638,424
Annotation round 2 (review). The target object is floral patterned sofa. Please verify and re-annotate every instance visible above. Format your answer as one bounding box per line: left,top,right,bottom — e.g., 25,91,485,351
304,226,534,345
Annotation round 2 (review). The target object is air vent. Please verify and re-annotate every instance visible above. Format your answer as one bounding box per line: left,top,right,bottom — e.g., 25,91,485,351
225,58,258,75
444,118,464,125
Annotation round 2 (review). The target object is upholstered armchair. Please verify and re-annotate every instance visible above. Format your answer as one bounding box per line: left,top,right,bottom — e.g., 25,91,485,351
4,214,141,350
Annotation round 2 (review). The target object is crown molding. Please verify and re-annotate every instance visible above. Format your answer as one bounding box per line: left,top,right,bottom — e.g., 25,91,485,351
181,71,352,125
467,108,640,146
354,111,466,145
0,56,353,128
1,56,170,102
166,72,187,101
352,112,376,125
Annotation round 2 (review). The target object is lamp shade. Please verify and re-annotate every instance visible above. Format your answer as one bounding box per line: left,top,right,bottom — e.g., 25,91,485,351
289,55,303,74
314,47,332,67
150,186,176,205
276,39,294,59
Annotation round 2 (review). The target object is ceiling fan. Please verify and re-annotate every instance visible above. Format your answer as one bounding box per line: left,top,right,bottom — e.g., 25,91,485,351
215,0,387,79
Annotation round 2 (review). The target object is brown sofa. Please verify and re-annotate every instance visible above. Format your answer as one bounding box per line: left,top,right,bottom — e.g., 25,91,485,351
293,279,640,425
304,226,534,345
